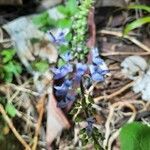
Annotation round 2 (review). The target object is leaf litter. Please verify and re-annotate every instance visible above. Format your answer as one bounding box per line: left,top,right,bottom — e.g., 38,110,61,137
0,0,150,150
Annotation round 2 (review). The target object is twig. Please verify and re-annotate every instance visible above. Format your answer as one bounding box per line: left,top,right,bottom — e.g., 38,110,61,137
32,96,45,150
85,82,97,95
104,102,136,149
16,111,36,128
94,81,134,103
6,83,40,96
8,80,32,103
0,104,31,150
107,129,120,150
98,30,150,52
0,39,12,43
101,51,150,56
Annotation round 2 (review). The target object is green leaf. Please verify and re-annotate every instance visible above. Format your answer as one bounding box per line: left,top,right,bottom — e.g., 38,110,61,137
32,12,56,29
4,72,13,83
57,5,70,16
74,116,83,122
32,12,49,27
32,60,49,72
58,59,66,67
66,0,78,15
124,16,150,35
69,108,78,115
65,33,72,41
30,38,41,44
57,0,78,16
79,128,86,135
119,122,150,150
128,5,150,13
56,18,72,28
4,62,22,75
5,103,17,117
1,49,16,63
59,45,69,54
3,61,22,83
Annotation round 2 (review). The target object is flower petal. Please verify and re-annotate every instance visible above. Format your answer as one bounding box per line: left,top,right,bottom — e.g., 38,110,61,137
61,52,72,61
92,57,103,65
54,80,72,96
89,64,96,74
91,73,104,81
76,63,87,76
52,64,73,79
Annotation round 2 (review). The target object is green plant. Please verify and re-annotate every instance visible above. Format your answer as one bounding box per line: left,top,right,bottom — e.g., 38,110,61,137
123,4,150,35
5,103,17,118
0,49,22,83
70,94,104,149
119,122,150,150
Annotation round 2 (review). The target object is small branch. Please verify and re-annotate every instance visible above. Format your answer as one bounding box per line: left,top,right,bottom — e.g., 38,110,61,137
104,102,136,149
32,96,45,150
0,104,31,150
6,83,40,96
98,30,150,53
0,39,12,43
94,81,134,103
101,51,150,56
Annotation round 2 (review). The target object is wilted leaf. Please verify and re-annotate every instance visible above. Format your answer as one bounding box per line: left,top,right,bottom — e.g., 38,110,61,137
46,91,70,147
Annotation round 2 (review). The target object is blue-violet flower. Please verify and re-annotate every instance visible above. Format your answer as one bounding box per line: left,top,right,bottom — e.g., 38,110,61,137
47,28,69,45
57,93,76,108
61,52,73,61
86,117,95,135
89,64,107,82
75,63,87,81
54,80,72,96
51,64,73,79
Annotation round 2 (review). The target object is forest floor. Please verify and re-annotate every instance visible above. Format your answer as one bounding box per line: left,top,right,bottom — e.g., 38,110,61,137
0,0,150,150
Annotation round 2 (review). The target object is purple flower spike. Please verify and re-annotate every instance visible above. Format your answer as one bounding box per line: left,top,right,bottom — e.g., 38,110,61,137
51,64,73,79
61,52,73,61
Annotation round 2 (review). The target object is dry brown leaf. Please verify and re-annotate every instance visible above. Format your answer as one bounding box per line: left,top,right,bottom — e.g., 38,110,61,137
33,40,58,64
87,7,96,49
46,91,70,148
